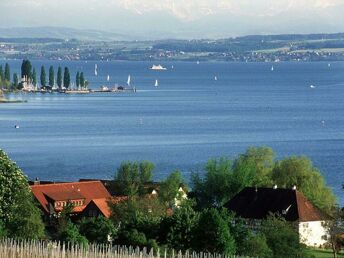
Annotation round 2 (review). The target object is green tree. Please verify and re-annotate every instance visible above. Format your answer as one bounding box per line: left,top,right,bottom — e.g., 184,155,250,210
115,161,154,197
79,217,116,244
63,67,70,89
40,66,46,87
57,66,62,89
159,170,185,207
49,66,54,87
32,68,37,86
4,63,10,82
76,71,80,88
0,221,6,238
260,215,305,258
0,149,45,239
271,156,336,213
159,201,199,251
80,72,85,88
192,208,236,255
240,233,273,258
191,157,233,208
59,222,88,246
21,59,32,80
230,146,274,195
0,65,4,82
12,73,18,89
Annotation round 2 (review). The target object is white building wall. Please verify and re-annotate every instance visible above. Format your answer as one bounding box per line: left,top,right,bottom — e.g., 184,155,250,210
299,221,328,247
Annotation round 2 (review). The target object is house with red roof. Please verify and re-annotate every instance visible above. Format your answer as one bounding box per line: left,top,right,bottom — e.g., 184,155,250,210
224,186,330,247
30,181,114,220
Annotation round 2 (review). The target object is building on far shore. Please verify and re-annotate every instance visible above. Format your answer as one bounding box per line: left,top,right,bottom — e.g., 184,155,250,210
224,186,330,248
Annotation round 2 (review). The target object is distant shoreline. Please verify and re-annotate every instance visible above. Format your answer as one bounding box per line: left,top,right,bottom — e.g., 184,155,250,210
0,98,27,103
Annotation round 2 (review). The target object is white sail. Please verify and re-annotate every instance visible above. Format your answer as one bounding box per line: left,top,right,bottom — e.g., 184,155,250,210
271,65,274,71
107,75,110,82
155,79,159,87
95,64,98,76
214,76,217,81
127,75,131,86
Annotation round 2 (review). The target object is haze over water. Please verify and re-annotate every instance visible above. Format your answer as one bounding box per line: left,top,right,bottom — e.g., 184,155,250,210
1,60,344,202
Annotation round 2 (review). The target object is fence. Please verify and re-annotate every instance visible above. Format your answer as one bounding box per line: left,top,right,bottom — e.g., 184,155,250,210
0,238,249,258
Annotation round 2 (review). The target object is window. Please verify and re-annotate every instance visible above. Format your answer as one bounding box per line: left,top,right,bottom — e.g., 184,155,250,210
322,235,328,240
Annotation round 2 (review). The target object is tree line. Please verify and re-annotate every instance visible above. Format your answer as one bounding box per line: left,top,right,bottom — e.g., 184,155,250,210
0,146,341,257
0,59,87,91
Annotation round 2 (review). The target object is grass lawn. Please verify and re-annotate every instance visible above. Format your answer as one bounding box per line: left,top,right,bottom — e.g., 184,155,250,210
306,248,344,258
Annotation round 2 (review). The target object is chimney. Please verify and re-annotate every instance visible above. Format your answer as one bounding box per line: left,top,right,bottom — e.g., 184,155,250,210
34,177,40,185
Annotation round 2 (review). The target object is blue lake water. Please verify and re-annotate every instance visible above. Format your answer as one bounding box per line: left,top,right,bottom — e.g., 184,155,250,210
1,60,344,203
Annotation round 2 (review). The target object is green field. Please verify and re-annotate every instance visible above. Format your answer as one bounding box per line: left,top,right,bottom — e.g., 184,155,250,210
306,248,344,258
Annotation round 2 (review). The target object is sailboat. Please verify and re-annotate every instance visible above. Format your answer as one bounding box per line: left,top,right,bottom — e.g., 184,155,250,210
155,79,159,87
107,75,110,82
127,75,131,86
214,76,218,81
271,65,274,71
95,64,98,76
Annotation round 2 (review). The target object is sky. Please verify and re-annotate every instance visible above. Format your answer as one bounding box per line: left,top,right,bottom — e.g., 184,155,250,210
1,0,344,39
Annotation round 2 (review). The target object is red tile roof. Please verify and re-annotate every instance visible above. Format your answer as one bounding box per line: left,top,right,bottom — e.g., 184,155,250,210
30,181,111,214
44,189,85,201
89,196,127,218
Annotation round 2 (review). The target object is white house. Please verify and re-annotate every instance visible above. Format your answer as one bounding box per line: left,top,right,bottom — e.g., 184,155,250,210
224,187,329,247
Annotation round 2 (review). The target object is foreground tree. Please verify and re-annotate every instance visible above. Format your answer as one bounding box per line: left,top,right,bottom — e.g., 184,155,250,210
159,201,199,251
0,149,45,239
260,215,305,258
192,208,236,255
231,146,274,193
271,156,336,213
191,157,233,208
159,170,185,207
115,161,154,197
79,217,116,244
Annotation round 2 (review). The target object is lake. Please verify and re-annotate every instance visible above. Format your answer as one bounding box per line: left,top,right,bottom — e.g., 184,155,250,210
1,60,344,202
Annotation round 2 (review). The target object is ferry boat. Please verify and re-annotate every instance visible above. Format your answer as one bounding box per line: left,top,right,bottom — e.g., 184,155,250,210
150,64,167,70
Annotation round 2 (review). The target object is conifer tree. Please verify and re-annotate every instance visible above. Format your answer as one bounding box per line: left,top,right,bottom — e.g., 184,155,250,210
21,60,32,80
12,73,18,89
49,66,54,87
76,71,80,88
32,68,37,86
40,66,46,87
63,67,70,89
80,72,85,88
57,66,62,89
4,63,10,82
0,65,4,81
